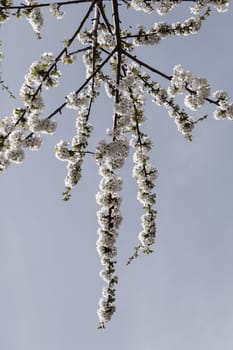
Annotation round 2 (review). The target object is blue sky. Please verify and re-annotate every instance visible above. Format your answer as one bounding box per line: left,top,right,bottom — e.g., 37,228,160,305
0,2,233,349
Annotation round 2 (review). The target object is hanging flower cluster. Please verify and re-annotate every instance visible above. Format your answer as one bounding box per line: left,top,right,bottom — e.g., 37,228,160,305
55,99,94,201
95,151,124,327
0,0,231,328
130,135,158,260
24,0,43,37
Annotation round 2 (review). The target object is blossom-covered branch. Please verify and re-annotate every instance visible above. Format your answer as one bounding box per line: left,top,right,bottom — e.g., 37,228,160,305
0,0,231,329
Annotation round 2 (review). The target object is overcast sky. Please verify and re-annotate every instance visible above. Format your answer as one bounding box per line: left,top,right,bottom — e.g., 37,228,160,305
0,2,233,349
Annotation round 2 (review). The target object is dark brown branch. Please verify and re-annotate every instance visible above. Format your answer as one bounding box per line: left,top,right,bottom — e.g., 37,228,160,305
91,4,100,95
123,50,172,81
112,0,122,135
185,85,218,106
69,46,92,56
97,1,113,34
1,0,97,10
101,45,220,109
1,0,197,10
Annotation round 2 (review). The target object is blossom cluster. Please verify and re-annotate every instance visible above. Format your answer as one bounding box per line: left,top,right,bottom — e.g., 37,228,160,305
98,30,116,49
134,16,203,46
213,90,233,120
96,164,122,327
136,72,194,140
0,120,42,169
0,52,61,171
49,3,64,19
169,65,233,121
130,0,229,14
0,0,231,329
0,0,12,23
124,71,158,260
190,0,229,14
21,52,60,107
25,0,43,37
169,64,210,110
130,0,180,14
66,91,90,111
20,52,60,132
56,91,93,200
132,135,158,253
95,65,141,326
95,135,130,328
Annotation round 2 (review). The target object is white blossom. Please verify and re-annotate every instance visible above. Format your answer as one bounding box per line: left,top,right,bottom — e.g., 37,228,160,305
25,0,43,36
28,116,57,134
55,140,72,161
131,0,154,13
49,3,64,19
23,134,42,150
66,91,90,111
0,116,15,135
0,153,10,171
5,148,25,164
64,160,82,188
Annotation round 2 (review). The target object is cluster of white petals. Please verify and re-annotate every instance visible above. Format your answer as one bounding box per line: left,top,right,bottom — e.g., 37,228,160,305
134,17,202,46
131,0,154,13
61,52,76,65
0,113,41,168
77,30,93,45
0,0,12,23
169,64,210,110
96,136,130,169
157,0,182,15
96,148,125,327
22,134,42,150
66,91,90,111
131,0,229,15
0,123,41,170
55,108,93,200
168,106,195,140
65,112,93,189
141,77,195,139
83,50,103,80
96,166,122,262
131,0,181,14
98,30,116,49
25,0,43,37
28,115,57,134
95,64,144,326
131,134,158,252
112,65,158,259
0,0,231,329
190,0,229,14
19,52,60,134
213,90,233,120
20,52,60,116
96,147,126,327
49,3,64,19
0,51,62,172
